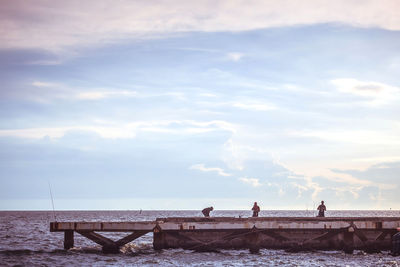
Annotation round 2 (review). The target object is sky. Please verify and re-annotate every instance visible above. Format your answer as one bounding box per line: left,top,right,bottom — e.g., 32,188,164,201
0,0,400,210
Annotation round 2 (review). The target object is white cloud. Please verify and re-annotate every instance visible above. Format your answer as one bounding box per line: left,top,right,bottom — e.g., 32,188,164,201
25,59,63,65
232,102,275,111
239,177,261,187
289,182,309,198
26,81,197,102
368,190,385,208
24,81,140,102
266,182,286,196
0,126,136,139
331,78,400,105
351,156,400,163
76,90,137,100
222,138,246,171
226,52,244,62
2,0,400,52
199,93,218,98
190,164,232,177
197,99,276,112
288,129,400,146
0,120,236,139
32,81,59,88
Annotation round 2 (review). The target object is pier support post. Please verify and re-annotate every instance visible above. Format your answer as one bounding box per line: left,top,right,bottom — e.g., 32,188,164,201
343,228,354,254
153,225,165,250
64,230,74,250
246,227,260,254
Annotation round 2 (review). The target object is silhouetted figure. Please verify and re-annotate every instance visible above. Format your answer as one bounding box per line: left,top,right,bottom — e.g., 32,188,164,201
252,202,260,217
317,201,326,217
202,206,213,217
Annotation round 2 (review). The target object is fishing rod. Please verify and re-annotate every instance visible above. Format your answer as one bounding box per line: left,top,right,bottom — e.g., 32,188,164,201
313,202,316,217
48,181,57,222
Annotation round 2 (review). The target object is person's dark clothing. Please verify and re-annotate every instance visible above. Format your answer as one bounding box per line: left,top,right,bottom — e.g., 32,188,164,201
202,207,213,217
317,204,326,217
252,204,260,217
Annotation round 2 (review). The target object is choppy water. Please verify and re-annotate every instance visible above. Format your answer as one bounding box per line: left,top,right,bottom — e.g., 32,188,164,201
1,210,400,266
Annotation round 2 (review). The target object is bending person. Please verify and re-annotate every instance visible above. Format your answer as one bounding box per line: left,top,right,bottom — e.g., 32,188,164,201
202,206,213,217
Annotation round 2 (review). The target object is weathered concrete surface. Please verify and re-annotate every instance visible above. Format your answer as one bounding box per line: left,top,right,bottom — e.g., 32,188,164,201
50,221,156,232
154,217,400,230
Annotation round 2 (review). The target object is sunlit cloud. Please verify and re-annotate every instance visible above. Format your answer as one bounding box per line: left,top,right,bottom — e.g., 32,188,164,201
198,93,218,98
222,138,246,171
350,156,400,163
288,129,400,146
331,78,400,105
28,81,139,101
232,102,275,111
0,120,236,139
226,52,244,62
32,81,59,88
239,177,261,187
0,126,136,139
368,190,385,207
76,90,138,100
190,164,232,177
25,59,63,66
196,100,276,112
289,182,309,198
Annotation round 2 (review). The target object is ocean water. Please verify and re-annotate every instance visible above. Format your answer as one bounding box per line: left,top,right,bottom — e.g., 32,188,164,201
1,210,400,266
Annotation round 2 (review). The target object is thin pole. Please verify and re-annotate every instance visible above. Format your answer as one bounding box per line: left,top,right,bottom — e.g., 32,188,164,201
48,181,57,221
313,202,315,217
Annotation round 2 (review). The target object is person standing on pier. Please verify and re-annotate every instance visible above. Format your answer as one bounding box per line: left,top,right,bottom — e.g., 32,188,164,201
202,206,213,217
252,202,260,217
317,201,326,217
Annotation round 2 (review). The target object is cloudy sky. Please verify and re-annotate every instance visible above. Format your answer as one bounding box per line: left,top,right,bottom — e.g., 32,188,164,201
1,0,399,210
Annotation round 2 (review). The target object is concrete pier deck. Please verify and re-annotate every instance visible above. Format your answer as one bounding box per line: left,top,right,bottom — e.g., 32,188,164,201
50,217,400,253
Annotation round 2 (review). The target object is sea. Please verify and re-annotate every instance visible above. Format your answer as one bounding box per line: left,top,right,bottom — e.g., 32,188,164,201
1,210,400,266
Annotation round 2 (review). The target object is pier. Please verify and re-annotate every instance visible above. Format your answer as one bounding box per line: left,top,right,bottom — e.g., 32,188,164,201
50,217,400,253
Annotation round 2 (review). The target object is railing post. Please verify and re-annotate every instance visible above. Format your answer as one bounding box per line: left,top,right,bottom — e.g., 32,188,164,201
64,230,74,250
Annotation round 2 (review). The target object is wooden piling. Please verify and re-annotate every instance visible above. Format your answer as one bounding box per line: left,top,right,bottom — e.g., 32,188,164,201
64,230,74,250
153,224,165,250
246,227,260,253
343,229,354,254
